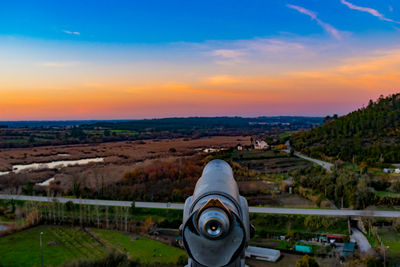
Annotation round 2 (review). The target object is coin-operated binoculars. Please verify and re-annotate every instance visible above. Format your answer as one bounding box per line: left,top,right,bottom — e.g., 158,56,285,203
180,159,252,267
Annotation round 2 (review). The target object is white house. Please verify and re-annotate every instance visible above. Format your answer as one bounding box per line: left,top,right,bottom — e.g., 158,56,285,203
254,140,269,150
203,148,219,153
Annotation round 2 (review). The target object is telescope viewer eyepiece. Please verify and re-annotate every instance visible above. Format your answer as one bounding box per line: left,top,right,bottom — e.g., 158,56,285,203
198,208,230,239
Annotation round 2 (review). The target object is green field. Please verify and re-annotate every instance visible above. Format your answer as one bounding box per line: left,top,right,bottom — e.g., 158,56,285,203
91,228,186,264
0,225,186,266
378,227,400,261
0,225,104,267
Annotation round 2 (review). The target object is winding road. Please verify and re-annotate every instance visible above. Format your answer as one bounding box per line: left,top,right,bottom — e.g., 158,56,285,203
351,228,372,252
284,141,334,171
293,152,334,171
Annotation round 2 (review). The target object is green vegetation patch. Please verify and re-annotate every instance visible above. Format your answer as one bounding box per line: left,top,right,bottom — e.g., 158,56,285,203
0,225,106,267
0,225,187,266
375,191,400,198
379,227,400,260
90,228,186,264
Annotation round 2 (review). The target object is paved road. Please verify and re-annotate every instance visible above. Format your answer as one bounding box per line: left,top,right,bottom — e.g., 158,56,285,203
283,141,333,171
294,152,334,171
0,194,184,209
1,194,400,218
351,228,372,252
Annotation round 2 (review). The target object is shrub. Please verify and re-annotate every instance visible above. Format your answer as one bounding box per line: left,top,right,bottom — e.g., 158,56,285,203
61,250,140,267
296,255,319,267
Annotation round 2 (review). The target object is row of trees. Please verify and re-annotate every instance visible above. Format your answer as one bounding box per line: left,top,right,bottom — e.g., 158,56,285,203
0,199,182,238
291,166,400,209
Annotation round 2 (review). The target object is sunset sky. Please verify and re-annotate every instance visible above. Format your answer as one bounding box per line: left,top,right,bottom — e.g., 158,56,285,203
1,0,400,120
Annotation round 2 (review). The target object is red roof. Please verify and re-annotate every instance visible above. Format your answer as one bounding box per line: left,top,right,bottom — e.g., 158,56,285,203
326,234,344,239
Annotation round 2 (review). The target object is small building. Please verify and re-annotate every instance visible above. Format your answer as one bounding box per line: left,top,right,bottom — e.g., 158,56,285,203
342,243,355,257
326,234,345,243
254,140,269,150
384,168,391,174
237,145,243,151
203,148,219,153
245,246,280,262
295,245,312,253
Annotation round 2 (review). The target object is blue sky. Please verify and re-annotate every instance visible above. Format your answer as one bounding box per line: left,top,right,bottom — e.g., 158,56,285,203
1,0,399,43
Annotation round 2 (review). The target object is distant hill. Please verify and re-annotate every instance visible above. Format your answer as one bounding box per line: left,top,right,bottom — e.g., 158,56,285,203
86,116,323,133
290,94,400,167
0,116,323,148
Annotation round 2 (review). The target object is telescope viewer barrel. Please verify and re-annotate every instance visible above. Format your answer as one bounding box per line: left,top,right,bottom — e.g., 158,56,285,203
181,159,251,267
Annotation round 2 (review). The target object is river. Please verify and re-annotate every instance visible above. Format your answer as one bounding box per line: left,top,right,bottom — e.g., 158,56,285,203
0,157,104,176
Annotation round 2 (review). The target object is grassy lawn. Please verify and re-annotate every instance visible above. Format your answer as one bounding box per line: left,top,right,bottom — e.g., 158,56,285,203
0,225,106,267
378,227,400,260
90,228,186,264
0,225,186,266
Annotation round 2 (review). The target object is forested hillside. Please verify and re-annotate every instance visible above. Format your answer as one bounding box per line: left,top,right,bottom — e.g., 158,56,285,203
290,94,400,167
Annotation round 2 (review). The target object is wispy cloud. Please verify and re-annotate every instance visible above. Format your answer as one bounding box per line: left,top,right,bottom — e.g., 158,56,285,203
239,39,305,53
209,49,247,65
286,4,342,39
341,0,400,24
211,49,246,59
37,61,80,67
63,30,80,35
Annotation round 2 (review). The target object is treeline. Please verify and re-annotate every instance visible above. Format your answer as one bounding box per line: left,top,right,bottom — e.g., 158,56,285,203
0,116,322,148
291,166,400,209
0,199,182,238
120,156,203,202
290,93,400,167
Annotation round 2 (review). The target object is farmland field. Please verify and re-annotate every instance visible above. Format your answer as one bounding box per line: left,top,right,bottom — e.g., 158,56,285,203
0,225,186,266
90,228,186,264
378,227,400,262
231,150,311,174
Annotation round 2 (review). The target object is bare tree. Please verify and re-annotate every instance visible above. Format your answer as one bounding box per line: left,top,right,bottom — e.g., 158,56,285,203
105,206,109,229
87,205,91,225
95,205,100,228
79,198,83,227
124,207,128,232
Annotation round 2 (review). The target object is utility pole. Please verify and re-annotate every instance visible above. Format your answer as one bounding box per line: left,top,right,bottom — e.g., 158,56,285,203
40,232,44,267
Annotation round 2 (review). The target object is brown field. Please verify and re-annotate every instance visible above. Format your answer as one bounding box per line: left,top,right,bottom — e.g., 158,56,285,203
0,136,250,194
237,157,311,174
0,135,250,170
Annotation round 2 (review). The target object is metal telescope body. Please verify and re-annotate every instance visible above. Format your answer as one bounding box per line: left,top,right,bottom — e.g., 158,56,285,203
181,159,250,267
